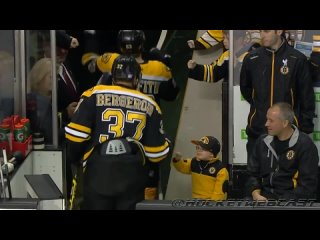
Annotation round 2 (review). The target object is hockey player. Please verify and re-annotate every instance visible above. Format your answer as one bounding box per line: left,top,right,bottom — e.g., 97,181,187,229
65,55,170,209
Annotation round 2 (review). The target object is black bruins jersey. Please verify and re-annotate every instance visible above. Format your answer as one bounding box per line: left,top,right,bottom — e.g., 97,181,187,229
65,85,170,165
83,52,179,105
173,157,229,200
188,50,229,83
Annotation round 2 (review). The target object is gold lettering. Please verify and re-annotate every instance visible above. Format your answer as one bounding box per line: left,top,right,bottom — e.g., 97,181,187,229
140,100,147,112
96,94,104,106
142,80,148,93
105,94,112,106
146,103,154,116
133,98,141,111
147,81,154,94
126,96,133,109
119,95,126,107
96,93,154,116
154,82,160,94
112,95,119,106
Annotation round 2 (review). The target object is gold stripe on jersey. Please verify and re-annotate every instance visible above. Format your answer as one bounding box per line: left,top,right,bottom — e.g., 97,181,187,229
68,122,91,134
140,60,172,81
81,87,95,98
144,141,169,153
207,30,224,42
144,142,170,161
65,126,90,139
203,64,208,82
292,171,298,188
217,50,229,66
65,133,88,143
82,52,99,65
209,65,213,82
198,38,211,49
65,123,91,143
96,52,119,73
83,147,94,161
81,85,162,114
197,30,223,49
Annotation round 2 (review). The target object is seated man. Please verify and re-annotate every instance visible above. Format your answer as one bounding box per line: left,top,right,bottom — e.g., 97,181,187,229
247,102,319,201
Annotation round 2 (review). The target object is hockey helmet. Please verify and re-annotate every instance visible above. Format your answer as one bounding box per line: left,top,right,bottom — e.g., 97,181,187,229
118,30,145,54
112,55,141,89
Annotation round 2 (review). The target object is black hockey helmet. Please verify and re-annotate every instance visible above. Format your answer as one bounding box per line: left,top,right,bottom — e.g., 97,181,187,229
118,30,145,55
112,55,141,89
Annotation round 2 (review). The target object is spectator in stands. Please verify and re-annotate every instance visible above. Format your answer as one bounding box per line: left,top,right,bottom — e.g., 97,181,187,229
247,103,319,201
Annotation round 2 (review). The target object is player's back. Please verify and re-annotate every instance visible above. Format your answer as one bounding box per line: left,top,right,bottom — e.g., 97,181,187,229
80,85,161,145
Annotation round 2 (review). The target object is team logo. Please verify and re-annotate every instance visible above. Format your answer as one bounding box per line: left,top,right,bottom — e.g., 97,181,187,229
286,150,295,160
280,59,289,75
125,44,133,50
200,137,209,144
101,53,112,64
209,167,216,174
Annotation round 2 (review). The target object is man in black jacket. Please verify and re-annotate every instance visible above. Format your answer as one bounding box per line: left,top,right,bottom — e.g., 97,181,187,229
240,30,315,164
247,103,319,201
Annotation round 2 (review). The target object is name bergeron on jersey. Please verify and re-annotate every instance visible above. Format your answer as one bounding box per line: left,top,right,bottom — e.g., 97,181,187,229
96,93,154,116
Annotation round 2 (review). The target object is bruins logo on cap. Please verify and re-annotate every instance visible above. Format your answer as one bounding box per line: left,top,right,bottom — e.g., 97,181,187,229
200,137,209,144
280,59,289,75
286,150,295,160
209,167,216,174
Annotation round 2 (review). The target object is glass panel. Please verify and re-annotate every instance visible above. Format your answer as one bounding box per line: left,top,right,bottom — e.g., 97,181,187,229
0,30,14,122
25,30,54,145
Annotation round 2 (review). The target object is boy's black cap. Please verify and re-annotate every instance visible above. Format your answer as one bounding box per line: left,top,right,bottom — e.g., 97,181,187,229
191,136,221,156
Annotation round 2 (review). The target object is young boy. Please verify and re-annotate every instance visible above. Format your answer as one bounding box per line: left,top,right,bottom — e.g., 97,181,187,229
172,136,229,200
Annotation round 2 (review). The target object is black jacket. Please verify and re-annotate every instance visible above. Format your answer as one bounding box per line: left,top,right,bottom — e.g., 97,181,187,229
247,126,319,200
57,61,80,142
309,51,320,86
240,39,315,138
